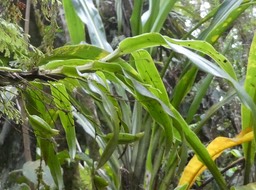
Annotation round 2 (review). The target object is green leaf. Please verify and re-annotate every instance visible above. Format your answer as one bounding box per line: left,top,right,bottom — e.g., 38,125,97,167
241,32,256,182
87,76,120,168
42,59,88,70
72,0,112,52
141,0,177,33
39,44,109,65
62,0,85,44
130,0,143,35
166,39,237,80
199,0,245,43
186,75,213,123
42,139,63,189
50,82,76,159
171,0,250,109
132,50,169,105
101,132,144,144
171,67,197,108
28,114,59,138
104,33,256,124
242,32,256,138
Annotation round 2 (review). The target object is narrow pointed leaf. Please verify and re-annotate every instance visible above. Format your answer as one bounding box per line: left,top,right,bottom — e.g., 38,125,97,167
241,32,256,180
72,0,112,52
62,0,85,44
50,82,76,159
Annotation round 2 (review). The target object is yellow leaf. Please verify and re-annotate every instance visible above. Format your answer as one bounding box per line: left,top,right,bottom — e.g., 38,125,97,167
178,128,253,188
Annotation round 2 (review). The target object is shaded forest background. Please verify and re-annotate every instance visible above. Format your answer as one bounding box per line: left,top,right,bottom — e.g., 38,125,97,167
0,0,256,189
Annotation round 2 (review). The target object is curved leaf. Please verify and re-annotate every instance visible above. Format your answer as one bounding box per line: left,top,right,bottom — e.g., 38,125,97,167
179,129,253,189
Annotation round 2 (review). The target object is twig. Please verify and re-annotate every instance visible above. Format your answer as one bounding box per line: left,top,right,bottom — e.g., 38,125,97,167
197,157,245,189
17,96,32,162
24,0,31,42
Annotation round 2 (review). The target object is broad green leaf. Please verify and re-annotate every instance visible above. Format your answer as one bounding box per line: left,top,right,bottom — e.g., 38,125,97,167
132,50,169,105
114,33,237,80
172,0,250,110
129,77,175,143
62,0,85,44
179,129,253,189
72,0,112,52
165,40,256,119
50,82,76,159
167,39,237,80
39,44,109,65
42,59,89,70
105,33,256,127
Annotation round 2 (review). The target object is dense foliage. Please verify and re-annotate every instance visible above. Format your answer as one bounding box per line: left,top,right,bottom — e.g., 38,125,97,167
0,0,256,189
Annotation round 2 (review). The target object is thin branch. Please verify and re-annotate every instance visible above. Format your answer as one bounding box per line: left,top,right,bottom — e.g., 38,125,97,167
24,0,31,42
17,96,32,162
198,157,245,189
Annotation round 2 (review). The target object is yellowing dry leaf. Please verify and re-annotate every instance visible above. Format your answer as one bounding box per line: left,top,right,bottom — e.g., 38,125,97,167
178,128,253,189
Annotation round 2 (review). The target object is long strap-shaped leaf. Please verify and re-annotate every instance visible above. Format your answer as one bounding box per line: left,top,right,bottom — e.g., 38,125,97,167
141,0,177,33
241,32,256,183
72,0,112,52
62,0,85,44
50,82,76,159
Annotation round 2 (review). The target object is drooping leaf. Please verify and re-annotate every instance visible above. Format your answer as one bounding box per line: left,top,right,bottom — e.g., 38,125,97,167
50,82,76,159
172,0,251,110
179,129,253,189
86,75,120,168
103,33,256,124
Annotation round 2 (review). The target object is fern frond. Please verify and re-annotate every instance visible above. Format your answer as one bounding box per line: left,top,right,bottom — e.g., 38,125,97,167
0,18,30,65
